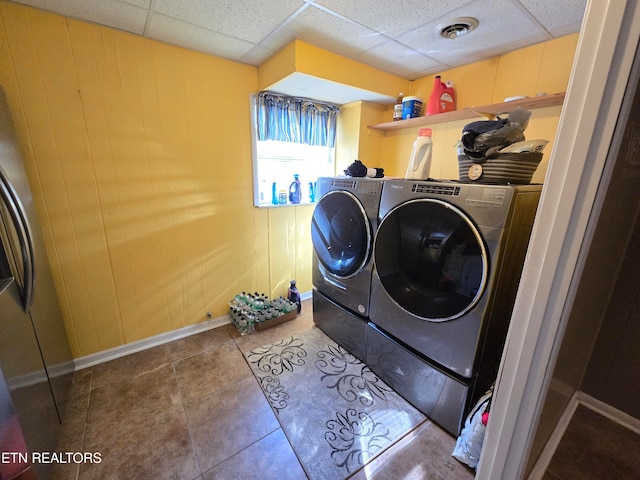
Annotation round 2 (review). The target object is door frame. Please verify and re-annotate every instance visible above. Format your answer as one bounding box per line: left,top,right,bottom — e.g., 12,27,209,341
477,1,640,478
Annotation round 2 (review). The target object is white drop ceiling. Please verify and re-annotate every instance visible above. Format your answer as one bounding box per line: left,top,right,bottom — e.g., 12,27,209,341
10,0,588,104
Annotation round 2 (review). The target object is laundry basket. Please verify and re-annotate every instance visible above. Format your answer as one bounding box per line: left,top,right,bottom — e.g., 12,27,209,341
458,152,543,184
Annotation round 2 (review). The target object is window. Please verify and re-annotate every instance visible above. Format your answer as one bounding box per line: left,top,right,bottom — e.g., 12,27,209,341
252,92,339,207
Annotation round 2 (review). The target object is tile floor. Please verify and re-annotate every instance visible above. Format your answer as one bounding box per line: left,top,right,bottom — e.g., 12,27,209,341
53,299,475,480
543,405,640,480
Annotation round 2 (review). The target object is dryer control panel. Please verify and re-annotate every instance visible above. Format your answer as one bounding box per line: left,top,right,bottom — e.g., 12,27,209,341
464,187,508,207
412,183,461,196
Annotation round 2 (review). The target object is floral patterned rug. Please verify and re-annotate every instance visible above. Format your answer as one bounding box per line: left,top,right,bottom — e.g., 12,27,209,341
243,327,426,480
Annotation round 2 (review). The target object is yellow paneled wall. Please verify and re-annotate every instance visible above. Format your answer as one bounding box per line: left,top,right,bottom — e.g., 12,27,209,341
0,2,312,357
335,102,363,173
0,0,579,359
411,35,578,110
335,100,386,173
374,34,579,180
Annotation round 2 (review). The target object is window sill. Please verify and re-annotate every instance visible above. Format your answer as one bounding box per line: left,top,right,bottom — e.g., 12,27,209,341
256,202,316,208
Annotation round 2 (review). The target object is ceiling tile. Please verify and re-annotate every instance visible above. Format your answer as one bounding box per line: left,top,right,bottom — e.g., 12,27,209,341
152,0,305,44
121,0,151,8
398,0,552,66
357,40,446,79
240,44,277,66
519,0,587,34
313,0,473,38
13,0,149,34
261,4,386,59
146,14,257,60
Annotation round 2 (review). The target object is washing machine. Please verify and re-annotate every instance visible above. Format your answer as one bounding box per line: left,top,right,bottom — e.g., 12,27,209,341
311,176,384,361
366,179,541,435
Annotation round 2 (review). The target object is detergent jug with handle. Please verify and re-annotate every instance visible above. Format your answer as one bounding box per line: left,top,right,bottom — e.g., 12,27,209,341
288,174,301,204
427,76,455,115
405,128,433,180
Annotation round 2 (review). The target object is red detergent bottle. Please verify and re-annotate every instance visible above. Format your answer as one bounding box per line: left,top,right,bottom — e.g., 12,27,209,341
426,76,456,115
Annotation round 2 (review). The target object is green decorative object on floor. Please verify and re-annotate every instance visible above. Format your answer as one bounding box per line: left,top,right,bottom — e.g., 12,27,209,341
243,328,426,480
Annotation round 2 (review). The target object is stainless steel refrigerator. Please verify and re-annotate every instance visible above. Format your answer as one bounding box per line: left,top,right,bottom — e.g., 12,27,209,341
0,86,74,478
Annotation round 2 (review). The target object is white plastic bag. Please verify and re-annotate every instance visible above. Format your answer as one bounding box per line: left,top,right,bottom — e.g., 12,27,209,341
452,385,493,469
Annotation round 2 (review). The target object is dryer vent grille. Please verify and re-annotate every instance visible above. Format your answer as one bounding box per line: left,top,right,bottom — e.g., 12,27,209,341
412,184,461,196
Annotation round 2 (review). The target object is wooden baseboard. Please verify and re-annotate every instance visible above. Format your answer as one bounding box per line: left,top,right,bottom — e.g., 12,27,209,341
577,392,640,434
73,290,313,370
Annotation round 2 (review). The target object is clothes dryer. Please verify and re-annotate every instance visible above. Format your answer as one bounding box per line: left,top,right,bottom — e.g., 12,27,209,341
366,179,541,434
311,176,383,360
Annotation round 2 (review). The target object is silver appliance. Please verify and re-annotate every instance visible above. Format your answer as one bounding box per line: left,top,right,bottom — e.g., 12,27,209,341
311,176,383,360
367,179,541,434
0,86,74,477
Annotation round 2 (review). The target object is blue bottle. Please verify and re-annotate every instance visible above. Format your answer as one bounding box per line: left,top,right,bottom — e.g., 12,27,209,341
289,174,301,204
271,181,278,205
308,181,315,203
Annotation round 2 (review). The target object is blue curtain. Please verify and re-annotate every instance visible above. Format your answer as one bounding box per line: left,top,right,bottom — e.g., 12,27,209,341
257,92,339,147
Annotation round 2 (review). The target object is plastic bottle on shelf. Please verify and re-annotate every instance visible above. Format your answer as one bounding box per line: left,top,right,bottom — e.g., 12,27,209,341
271,181,278,205
393,92,404,121
402,96,423,119
405,128,433,180
426,76,456,115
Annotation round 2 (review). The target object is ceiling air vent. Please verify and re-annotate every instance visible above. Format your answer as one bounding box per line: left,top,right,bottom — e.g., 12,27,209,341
439,17,479,39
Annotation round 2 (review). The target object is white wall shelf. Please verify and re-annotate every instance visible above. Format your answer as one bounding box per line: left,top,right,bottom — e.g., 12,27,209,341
367,92,566,132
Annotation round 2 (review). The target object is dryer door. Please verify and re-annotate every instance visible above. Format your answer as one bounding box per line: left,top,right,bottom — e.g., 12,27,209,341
374,198,488,321
311,190,372,278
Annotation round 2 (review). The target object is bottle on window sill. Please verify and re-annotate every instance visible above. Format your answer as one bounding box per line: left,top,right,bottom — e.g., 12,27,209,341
289,174,301,204
308,181,316,203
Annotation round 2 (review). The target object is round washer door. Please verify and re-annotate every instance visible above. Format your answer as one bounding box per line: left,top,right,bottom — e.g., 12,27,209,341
374,198,488,321
311,190,372,278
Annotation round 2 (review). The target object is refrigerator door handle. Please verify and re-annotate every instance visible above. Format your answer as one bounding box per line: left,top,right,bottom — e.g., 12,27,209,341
0,165,34,311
